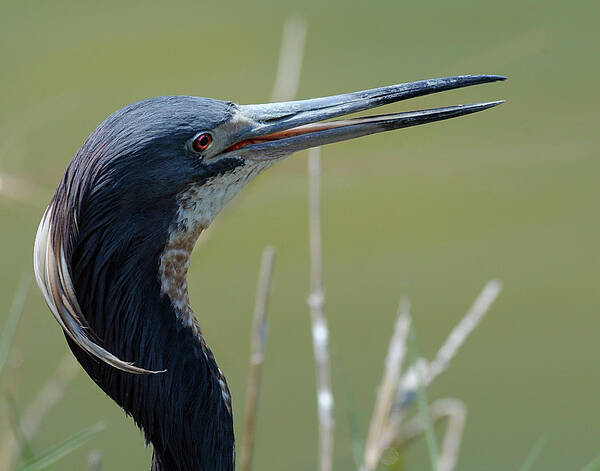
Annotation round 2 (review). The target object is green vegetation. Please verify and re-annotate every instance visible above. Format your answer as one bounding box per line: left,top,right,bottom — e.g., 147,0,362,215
409,326,439,471
14,422,104,471
517,437,547,471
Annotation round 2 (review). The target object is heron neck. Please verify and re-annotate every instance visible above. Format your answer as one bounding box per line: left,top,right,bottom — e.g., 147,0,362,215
158,224,207,341
67,218,234,471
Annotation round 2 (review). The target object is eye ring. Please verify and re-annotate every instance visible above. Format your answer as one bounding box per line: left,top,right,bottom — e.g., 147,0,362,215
192,132,213,153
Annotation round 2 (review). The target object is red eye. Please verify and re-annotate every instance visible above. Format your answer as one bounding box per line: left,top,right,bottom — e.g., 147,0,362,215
192,133,212,152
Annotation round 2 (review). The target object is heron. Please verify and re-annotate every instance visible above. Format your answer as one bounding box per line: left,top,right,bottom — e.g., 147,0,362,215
33,74,504,471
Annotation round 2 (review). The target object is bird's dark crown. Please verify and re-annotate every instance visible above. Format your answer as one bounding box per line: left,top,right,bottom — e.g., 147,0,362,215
77,96,249,206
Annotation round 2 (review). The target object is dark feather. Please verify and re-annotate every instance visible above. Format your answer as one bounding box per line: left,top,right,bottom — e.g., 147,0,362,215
46,96,244,471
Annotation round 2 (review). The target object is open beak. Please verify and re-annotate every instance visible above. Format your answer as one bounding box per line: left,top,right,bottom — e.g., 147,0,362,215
219,74,505,161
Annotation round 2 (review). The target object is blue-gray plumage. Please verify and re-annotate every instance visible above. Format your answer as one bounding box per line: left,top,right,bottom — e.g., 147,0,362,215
33,75,504,471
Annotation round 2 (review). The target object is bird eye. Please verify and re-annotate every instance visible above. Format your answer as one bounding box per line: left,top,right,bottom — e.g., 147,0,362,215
192,132,212,152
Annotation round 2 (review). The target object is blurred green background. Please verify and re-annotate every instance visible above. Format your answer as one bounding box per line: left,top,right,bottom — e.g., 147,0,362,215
1,0,598,469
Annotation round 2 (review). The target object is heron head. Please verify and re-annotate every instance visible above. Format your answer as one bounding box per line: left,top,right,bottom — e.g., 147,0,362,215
34,74,504,375
73,75,505,230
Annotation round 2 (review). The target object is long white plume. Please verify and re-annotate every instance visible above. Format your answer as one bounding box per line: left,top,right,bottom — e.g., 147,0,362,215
33,204,159,374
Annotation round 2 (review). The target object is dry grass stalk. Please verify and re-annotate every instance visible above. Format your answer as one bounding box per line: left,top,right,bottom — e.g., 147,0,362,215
362,281,502,471
239,15,307,471
424,280,503,386
271,16,307,102
395,279,503,410
240,247,276,471
383,398,467,471
435,399,467,471
361,298,411,471
307,146,334,471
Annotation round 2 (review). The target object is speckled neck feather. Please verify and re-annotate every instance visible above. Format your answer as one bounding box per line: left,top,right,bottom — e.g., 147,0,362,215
156,162,272,423
158,161,271,332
